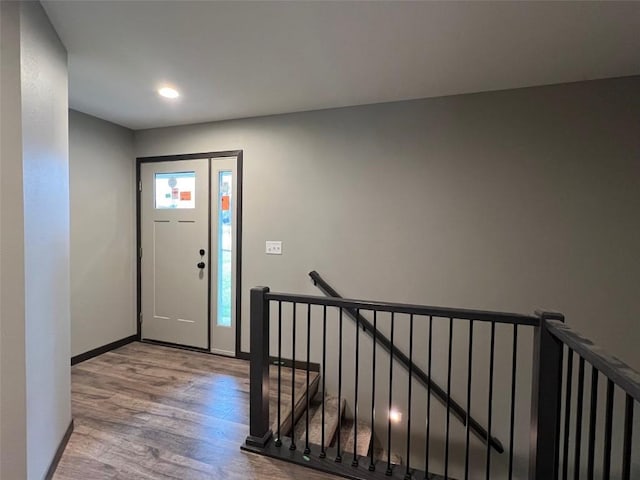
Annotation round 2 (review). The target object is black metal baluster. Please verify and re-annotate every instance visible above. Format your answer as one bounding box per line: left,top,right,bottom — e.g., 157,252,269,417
405,314,414,480
304,304,311,455
386,312,395,476
320,305,327,459
369,311,377,472
622,394,634,480
464,319,473,480
353,308,360,467
445,317,453,479
562,349,573,480
275,301,283,447
485,321,496,480
573,357,585,479
336,307,343,463
508,324,518,480
290,302,297,451
602,379,614,480
587,367,598,480
424,315,433,479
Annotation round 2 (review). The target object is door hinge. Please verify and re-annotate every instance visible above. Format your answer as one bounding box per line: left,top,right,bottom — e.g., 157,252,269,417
138,180,142,192
139,312,143,324
139,247,143,258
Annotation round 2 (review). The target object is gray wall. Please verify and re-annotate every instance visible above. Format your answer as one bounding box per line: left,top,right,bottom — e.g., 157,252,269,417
135,76,640,477
69,110,136,357
0,2,71,478
21,2,71,478
135,76,640,369
0,1,28,477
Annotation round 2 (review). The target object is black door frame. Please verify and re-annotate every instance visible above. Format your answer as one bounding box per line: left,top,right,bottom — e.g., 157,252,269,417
136,150,243,357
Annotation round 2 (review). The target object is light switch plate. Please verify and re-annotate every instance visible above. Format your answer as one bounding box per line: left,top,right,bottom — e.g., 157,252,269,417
265,241,282,255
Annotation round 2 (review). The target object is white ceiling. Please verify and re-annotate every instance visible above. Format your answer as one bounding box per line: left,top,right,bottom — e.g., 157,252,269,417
42,1,640,130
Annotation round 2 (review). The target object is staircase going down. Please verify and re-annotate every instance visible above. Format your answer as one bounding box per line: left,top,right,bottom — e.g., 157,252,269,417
266,366,406,478
245,282,640,480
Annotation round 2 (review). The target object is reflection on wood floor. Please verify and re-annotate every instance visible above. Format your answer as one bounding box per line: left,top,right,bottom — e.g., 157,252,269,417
54,342,340,480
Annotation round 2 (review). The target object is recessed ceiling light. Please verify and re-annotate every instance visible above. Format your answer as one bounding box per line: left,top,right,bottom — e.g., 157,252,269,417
158,86,180,99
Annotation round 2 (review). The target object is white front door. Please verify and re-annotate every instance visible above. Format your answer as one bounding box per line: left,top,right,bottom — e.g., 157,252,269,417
140,159,209,349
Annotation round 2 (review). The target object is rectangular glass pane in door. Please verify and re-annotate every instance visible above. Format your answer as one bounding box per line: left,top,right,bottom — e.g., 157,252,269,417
155,171,196,209
217,171,233,327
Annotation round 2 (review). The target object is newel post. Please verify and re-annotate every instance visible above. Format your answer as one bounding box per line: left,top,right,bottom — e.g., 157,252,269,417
529,310,565,480
245,287,272,448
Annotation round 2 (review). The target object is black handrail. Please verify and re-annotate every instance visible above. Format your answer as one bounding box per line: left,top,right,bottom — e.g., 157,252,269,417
546,320,640,401
541,319,638,480
299,275,539,326
307,270,511,453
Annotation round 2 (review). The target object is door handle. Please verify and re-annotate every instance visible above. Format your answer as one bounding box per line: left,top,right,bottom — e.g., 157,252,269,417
197,262,206,269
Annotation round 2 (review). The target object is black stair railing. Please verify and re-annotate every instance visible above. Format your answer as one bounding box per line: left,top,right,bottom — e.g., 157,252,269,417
540,320,639,480
309,270,504,454
243,286,547,480
243,283,638,480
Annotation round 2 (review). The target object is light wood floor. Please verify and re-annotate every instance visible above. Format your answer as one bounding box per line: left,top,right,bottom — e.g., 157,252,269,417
54,342,341,480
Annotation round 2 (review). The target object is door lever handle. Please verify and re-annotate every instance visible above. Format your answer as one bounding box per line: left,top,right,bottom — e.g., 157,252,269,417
197,262,206,269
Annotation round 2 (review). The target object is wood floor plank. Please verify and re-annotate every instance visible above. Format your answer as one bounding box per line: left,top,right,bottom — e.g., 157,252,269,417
54,342,339,480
